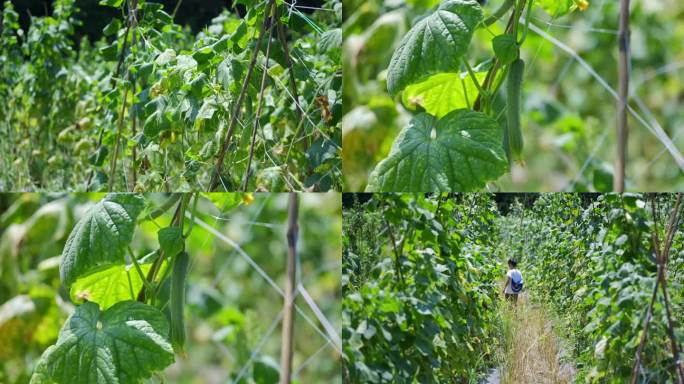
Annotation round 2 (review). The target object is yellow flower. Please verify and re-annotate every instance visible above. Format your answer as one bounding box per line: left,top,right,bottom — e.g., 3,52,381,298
576,0,589,11
242,193,255,205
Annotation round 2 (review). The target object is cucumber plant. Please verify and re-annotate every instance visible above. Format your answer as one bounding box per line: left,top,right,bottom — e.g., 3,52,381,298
343,193,503,382
0,192,339,383
503,193,684,382
0,0,342,192
365,0,586,192
29,193,197,383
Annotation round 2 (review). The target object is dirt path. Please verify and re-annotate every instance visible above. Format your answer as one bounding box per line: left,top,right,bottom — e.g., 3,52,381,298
485,295,576,384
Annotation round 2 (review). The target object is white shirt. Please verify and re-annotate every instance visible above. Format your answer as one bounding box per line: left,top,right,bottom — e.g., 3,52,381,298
505,269,523,294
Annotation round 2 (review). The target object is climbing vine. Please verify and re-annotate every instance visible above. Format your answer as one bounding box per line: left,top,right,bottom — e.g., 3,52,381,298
343,193,503,382
0,0,341,191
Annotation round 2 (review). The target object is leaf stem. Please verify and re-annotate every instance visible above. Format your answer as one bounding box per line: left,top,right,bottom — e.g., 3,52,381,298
138,193,182,223
462,58,487,102
483,0,516,27
129,246,155,301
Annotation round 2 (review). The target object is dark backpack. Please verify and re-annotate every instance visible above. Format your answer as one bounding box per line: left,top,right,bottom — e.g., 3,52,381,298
511,274,524,293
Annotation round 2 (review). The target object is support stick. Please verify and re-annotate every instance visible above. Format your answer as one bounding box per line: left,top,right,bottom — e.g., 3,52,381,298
615,0,630,191
280,193,299,384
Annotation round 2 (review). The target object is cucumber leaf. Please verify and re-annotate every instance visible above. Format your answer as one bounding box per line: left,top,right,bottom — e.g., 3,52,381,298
366,109,507,191
402,71,487,118
386,0,483,95
492,34,518,65
60,194,144,288
70,263,154,310
158,227,184,258
30,301,174,384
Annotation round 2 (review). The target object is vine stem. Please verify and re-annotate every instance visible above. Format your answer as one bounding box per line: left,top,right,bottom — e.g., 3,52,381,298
108,86,130,192
275,7,304,144
130,0,139,190
615,0,630,192
384,217,404,285
473,2,517,111
279,193,299,384
242,2,277,191
659,194,684,383
483,0,516,27
137,193,192,302
85,14,132,191
172,0,183,19
138,193,182,223
108,0,139,192
210,1,274,191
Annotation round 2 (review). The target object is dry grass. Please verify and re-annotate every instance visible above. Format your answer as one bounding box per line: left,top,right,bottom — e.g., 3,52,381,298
496,295,576,384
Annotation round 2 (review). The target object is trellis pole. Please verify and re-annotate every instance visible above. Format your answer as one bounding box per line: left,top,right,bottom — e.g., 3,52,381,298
280,193,299,384
615,0,630,191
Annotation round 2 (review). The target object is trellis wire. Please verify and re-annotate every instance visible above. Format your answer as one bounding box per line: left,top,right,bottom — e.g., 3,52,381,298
190,213,342,353
231,309,285,383
526,21,684,173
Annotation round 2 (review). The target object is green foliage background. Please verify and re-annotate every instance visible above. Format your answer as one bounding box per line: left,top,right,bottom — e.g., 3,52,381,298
342,192,684,382
343,0,684,191
343,193,503,382
0,0,342,191
500,193,684,382
0,193,341,383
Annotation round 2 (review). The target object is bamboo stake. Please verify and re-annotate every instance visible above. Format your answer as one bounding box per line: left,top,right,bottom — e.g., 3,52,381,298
615,0,630,191
280,193,299,384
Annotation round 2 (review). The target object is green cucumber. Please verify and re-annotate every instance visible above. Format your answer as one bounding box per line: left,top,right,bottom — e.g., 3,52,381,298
506,58,525,163
170,251,189,355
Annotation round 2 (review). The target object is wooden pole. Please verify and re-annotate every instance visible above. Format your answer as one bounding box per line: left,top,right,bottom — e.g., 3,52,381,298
280,193,299,384
615,0,630,191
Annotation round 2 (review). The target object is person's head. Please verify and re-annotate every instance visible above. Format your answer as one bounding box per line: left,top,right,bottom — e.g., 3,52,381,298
508,258,518,269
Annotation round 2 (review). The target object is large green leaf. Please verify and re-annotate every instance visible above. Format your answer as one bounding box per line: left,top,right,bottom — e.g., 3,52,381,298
143,109,171,136
366,109,507,191
30,301,175,384
401,72,487,118
386,0,483,95
60,194,144,288
70,263,153,310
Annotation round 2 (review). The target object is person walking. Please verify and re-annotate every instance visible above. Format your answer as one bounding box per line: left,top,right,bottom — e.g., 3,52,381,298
503,258,524,305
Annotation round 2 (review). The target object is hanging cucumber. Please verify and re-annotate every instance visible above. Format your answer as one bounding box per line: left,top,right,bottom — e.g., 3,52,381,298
506,58,525,163
170,251,189,355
